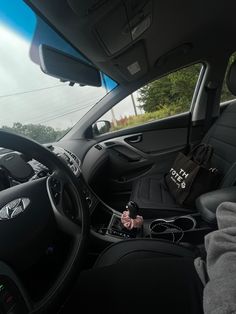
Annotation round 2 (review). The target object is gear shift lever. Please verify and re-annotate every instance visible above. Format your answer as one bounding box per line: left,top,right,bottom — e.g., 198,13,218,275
121,201,143,230
126,201,138,219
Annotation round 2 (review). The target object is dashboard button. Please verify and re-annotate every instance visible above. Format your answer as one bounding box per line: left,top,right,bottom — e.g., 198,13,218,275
85,197,92,207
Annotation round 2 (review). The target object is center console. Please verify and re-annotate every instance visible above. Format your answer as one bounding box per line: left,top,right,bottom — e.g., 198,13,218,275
77,149,220,248
90,201,214,247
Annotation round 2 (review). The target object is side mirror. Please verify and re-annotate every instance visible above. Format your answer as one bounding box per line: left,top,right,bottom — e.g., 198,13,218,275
39,44,101,87
92,120,111,136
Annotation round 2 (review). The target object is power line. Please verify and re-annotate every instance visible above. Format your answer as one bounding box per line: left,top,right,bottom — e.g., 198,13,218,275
0,84,66,98
37,104,92,124
25,95,101,124
35,102,94,124
0,84,106,125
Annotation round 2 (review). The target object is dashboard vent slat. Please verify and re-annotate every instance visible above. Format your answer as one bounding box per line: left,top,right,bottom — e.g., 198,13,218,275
94,144,102,150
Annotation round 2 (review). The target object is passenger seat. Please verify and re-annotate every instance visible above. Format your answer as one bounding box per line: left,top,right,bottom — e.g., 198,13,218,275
130,61,236,218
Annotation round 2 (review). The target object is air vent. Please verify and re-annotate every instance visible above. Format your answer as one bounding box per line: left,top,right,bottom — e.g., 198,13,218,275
65,149,81,167
104,141,115,147
94,144,102,150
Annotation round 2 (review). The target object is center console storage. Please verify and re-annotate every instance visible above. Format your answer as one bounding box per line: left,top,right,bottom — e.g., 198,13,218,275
90,200,213,246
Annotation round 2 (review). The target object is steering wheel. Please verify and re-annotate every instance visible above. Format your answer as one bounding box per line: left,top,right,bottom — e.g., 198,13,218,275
0,130,89,313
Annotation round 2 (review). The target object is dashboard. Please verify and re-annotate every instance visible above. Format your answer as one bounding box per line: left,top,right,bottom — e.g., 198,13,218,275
0,143,100,312
0,143,101,216
0,138,126,312
0,145,81,187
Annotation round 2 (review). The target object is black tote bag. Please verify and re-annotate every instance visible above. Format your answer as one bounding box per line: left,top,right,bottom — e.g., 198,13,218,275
165,144,222,206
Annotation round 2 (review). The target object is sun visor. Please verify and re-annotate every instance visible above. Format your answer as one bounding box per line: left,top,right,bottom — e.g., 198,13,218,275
29,17,89,66
113,41,148,81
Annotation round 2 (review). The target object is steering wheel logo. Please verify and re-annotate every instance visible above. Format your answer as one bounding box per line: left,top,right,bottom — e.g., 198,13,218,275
0,198,30,220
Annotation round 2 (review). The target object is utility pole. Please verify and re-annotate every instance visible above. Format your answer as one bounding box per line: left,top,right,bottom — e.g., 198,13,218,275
131,93,138,116
111,108,117,127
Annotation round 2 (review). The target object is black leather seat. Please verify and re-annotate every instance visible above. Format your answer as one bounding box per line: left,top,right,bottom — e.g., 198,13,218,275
131,61,236,217
94,238,197,267
63,240,203,313
77,239,204,313
130,175,191,218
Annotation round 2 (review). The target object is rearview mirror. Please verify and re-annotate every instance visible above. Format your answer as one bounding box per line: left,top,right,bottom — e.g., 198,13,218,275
92,120,111,136
39,44,101,87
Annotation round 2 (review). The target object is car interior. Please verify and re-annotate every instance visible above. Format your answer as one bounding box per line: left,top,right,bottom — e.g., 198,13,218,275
1,0,236,313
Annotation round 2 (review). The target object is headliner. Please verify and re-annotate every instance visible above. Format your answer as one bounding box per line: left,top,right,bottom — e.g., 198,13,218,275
25,0,236,85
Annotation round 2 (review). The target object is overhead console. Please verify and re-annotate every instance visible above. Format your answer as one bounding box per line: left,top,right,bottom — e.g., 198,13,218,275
94,1,152,56
94,0,152,81
67,0,152,81
112,41,148,81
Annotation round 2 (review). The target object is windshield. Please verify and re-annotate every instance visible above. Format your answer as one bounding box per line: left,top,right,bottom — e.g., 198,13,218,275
0,1,117,144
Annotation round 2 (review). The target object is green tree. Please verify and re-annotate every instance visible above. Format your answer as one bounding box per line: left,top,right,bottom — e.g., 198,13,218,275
139,55,236,114
221,53,236,102
2,123,70,144
138,64,201,113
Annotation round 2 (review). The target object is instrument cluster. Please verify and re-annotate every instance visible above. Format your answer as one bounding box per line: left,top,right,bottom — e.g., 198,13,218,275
30,145,81,178
0,146,81,190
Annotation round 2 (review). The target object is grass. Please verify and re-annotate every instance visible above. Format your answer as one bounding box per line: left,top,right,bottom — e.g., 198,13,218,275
111,104,185,131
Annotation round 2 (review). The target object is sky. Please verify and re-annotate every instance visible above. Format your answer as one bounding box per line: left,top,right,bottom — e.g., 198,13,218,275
0,1,142,131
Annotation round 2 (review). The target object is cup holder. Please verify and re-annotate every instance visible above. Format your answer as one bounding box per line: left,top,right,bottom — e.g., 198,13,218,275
150,216,196,234
150,221,168,233
174,216,196,230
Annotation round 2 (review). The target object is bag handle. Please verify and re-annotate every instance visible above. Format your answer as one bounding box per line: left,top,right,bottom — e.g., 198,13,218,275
188,144,213,166
188,143,205,158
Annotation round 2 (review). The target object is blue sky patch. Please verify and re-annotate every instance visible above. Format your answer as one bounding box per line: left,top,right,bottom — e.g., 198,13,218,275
0,0,36,39
0,0,117,91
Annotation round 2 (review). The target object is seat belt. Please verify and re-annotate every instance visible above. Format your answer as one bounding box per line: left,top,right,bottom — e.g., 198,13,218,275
185,112,192,153
186,83,217,153
203,84,218,134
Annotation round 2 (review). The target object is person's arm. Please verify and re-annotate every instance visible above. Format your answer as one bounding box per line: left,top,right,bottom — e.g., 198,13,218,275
203,201,236,314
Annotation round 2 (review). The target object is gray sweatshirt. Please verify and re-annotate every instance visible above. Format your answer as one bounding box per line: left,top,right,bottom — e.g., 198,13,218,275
195,201,236,314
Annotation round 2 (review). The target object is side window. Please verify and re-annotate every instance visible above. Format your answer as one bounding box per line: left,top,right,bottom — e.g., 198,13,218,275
93,64,202,135
221,52,236,103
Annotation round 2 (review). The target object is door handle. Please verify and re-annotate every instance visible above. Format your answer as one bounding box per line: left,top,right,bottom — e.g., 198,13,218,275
127,135,142,143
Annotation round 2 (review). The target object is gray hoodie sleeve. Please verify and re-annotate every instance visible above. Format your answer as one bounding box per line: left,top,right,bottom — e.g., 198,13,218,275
203,201,236,314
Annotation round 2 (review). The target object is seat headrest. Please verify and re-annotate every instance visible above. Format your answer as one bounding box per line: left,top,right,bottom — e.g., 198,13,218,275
226,60,236,96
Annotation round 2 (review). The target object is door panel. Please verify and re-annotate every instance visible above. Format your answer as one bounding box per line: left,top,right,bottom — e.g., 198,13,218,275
106,142,179,183
97,112,192,189
125,128,187,154
109,145,142,162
